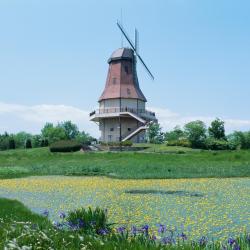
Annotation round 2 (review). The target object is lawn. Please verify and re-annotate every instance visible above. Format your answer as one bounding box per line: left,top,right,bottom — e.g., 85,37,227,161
0,147,250,179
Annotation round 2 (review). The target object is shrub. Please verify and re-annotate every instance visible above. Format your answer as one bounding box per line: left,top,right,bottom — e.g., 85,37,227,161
49,140,82,152
8,139,16,150
66,207,110,234
166,139,191,147
100,141,133,147
25,139,32,149
205,138,234,150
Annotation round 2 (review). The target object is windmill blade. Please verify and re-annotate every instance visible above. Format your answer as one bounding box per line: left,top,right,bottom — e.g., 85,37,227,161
137,53,155,80
117,21,154,81
117,21,136,51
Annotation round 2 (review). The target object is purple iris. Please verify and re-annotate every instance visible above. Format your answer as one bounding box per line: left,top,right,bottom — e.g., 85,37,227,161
131,226,137,236
53,221,62,229
117,226,126,234
77,218,84,229
228,237,236,246
161,236,174,245
199,236,208,247
42,209,49,217
158,224,166,234
98,228,109,235
178,232,187,241
59,211,66,219
141,224,149,235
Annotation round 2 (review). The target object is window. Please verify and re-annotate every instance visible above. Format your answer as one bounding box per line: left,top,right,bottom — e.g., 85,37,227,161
108,135,112,141
127,88,131,95
112,77,117,84
110,128,114,132
128,128,131,132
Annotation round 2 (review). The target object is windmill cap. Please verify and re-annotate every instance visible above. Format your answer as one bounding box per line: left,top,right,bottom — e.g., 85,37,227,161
108,47,134,63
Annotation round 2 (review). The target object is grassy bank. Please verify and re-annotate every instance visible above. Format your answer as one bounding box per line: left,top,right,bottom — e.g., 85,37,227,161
0,147,250,179
0,198,249,250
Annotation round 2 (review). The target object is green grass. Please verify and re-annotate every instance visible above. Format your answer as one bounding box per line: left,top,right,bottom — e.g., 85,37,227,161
0,146,250,179
0,198,249,250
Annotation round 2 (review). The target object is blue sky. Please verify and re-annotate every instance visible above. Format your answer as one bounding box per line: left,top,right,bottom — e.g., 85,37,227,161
0,0,250,136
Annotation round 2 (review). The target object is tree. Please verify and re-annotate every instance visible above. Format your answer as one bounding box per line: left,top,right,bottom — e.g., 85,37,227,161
41,123,66,144
184,120,207,148
147,122,164,144
76,131,94,145
0,132,10,151
208,118,226,140
58,121,79,140
25,139,32,149
227,131,250,149
9,138,16,149
165,126,185,141
14,132,32,148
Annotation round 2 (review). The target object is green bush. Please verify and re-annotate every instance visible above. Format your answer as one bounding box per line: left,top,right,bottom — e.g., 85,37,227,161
100,141,133,147
205,138,235,150
49,140,82,152
25,139,32,149
66,207,110,234
8,139,16,150
166,139,191,147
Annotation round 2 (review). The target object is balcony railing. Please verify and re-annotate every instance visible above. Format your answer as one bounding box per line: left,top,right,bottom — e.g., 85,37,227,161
89,107,155,117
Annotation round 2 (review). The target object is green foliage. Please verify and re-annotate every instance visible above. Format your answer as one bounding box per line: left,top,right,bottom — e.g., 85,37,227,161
147,122,164,144
1,147,250,179
0,132,9,151
49,140,82,152
58,121,80,140
8,138,16,149
165,126,186,141
41,123,67,144
184,120,207,149
101,140,133,147
208,118,226,140
66,207,110,234
76,131,95,145
0,198,250,250
227,131,250,149
13,131,32,148
204,138,234,150
166,139,191,147
25,139,32,149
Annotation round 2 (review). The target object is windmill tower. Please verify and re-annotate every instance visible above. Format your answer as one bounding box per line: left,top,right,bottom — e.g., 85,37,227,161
90,22,157,143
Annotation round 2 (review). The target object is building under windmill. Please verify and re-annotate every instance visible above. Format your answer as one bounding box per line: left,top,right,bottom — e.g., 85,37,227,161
90,22,157,143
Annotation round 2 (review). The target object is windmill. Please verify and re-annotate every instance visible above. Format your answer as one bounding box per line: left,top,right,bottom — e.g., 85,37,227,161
90,22,157,143
117,21,154,80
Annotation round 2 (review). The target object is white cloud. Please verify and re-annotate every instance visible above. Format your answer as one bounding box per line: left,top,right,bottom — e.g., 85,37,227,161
0,102,250,137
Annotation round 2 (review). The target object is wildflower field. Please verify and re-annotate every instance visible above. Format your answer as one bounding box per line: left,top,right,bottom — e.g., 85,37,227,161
0,176,249,242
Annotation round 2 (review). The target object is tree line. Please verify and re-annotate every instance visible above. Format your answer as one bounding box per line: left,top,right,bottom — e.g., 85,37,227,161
147,118,250,150
0,121,95,151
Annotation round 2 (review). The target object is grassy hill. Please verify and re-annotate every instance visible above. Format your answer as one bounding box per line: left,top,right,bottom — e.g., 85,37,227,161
0,146,250,179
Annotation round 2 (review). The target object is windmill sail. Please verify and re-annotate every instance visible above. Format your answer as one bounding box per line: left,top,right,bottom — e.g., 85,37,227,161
117,21,154,80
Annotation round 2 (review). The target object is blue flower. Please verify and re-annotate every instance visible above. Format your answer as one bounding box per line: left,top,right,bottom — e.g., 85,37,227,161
228,237,236,246
158,224,166,234
161,236,175,245
59,211,66,219
98,228,109,235
199,236,208,247
178,232,187,241
117,226,126,234
141,225,149,235
41,209,49,217
131,226,137,236
53,221,62,229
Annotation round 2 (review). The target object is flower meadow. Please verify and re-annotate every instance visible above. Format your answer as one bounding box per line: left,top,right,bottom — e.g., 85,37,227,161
0,176,249,244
